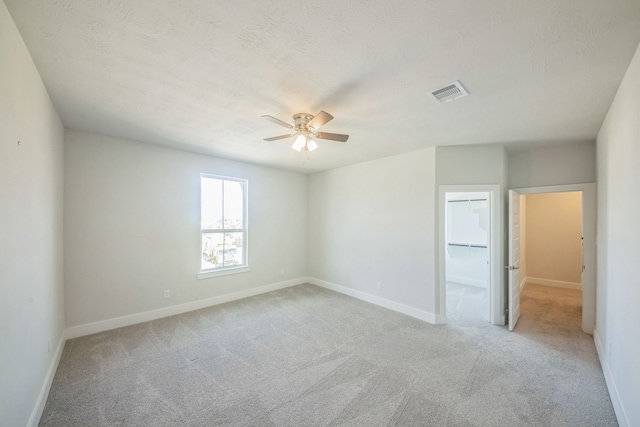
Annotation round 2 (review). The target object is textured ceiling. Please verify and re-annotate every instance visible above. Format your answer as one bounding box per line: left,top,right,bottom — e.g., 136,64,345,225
5,0,640,173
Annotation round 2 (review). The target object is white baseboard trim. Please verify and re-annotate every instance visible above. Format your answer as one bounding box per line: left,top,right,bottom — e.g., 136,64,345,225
525,276,582,291
446,275,487,289
27,332,65,427
519,277,527,291
65,277,306,339
308,277,438,324
594,330,628,427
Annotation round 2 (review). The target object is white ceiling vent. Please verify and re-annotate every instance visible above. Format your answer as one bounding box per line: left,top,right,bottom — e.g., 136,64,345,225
431,81,468,103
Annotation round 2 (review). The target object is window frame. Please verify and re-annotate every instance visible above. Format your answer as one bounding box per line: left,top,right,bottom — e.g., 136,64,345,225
198,173,249,279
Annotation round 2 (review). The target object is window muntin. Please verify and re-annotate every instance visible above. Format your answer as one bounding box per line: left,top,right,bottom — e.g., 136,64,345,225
200,175,247,272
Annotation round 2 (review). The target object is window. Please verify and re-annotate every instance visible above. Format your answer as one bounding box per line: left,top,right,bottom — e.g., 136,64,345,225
200,174,248,276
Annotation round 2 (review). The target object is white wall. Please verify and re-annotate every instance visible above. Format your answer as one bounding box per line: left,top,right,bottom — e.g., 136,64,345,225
508,141,596,188
308,148,437,317
524,192,583,289
595,42,640,427
436,145,506,185
0,3,65,426
64,130,308,328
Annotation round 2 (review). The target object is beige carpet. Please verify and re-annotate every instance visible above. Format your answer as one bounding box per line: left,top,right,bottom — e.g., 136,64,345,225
39,283,616,426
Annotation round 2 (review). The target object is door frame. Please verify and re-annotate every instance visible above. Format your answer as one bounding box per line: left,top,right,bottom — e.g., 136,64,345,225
438,184,503,325
511,183,596,334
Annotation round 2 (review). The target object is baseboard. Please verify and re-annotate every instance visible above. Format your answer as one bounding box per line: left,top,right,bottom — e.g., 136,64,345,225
65,277,306,339
27,332,65,427
446,275,487,289
519,277,527,291
308,277,438,324
594,330,629,427
525,276,582,291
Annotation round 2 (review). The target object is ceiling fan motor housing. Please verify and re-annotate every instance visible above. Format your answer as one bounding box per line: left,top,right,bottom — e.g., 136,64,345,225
292,113,314,131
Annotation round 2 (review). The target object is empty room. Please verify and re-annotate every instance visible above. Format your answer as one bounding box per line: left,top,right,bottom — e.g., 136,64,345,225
1,1,639,426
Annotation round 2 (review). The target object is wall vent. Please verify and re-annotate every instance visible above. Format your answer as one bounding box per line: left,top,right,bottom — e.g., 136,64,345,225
431,81,468,103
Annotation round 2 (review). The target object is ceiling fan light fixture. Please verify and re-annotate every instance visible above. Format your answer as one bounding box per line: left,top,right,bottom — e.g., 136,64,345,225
292,134,306,152
306,139,318,152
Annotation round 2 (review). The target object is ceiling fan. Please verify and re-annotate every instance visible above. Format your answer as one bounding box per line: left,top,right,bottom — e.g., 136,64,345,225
261,111,349,152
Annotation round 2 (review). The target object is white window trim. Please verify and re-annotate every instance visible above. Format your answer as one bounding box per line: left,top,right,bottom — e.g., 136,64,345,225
198,266,250,280
199,174,248,278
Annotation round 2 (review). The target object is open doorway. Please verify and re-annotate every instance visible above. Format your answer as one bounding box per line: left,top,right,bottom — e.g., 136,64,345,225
444,192,490,322
507,183,596,334
521,192,583,292
518,192,583,327
438,185,502,325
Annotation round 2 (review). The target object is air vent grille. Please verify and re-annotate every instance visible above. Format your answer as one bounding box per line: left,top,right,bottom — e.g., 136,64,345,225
431,81,468,103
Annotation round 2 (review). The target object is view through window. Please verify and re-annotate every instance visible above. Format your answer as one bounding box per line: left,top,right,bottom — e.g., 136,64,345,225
200,174,247,272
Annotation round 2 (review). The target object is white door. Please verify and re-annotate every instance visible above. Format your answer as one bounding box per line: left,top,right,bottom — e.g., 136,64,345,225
508,190,521,331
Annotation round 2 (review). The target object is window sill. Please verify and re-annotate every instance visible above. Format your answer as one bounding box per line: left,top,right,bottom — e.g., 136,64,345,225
198,266,250,280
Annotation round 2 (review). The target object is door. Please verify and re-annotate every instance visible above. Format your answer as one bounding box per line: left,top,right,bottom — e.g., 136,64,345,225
508,190,521,331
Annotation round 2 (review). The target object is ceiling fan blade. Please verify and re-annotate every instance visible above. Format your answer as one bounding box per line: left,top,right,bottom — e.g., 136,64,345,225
314,132,349,142
261,115,294,129
306,111,334,131
264,134,297,141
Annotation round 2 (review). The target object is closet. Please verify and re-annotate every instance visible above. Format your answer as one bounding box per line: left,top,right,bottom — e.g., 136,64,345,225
445,194,489,290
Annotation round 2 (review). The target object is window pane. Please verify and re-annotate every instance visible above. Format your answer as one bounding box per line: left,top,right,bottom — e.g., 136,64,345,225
201,232,224,270
223,180,244,229
201,177,222,230
200,175,247,273
223,232,244,266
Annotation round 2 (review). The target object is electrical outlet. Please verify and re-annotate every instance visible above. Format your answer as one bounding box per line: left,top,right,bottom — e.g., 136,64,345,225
164,290,170,298
376,282,381,290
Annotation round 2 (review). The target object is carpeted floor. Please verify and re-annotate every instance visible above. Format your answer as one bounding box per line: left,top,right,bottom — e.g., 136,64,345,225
40,283,617,426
